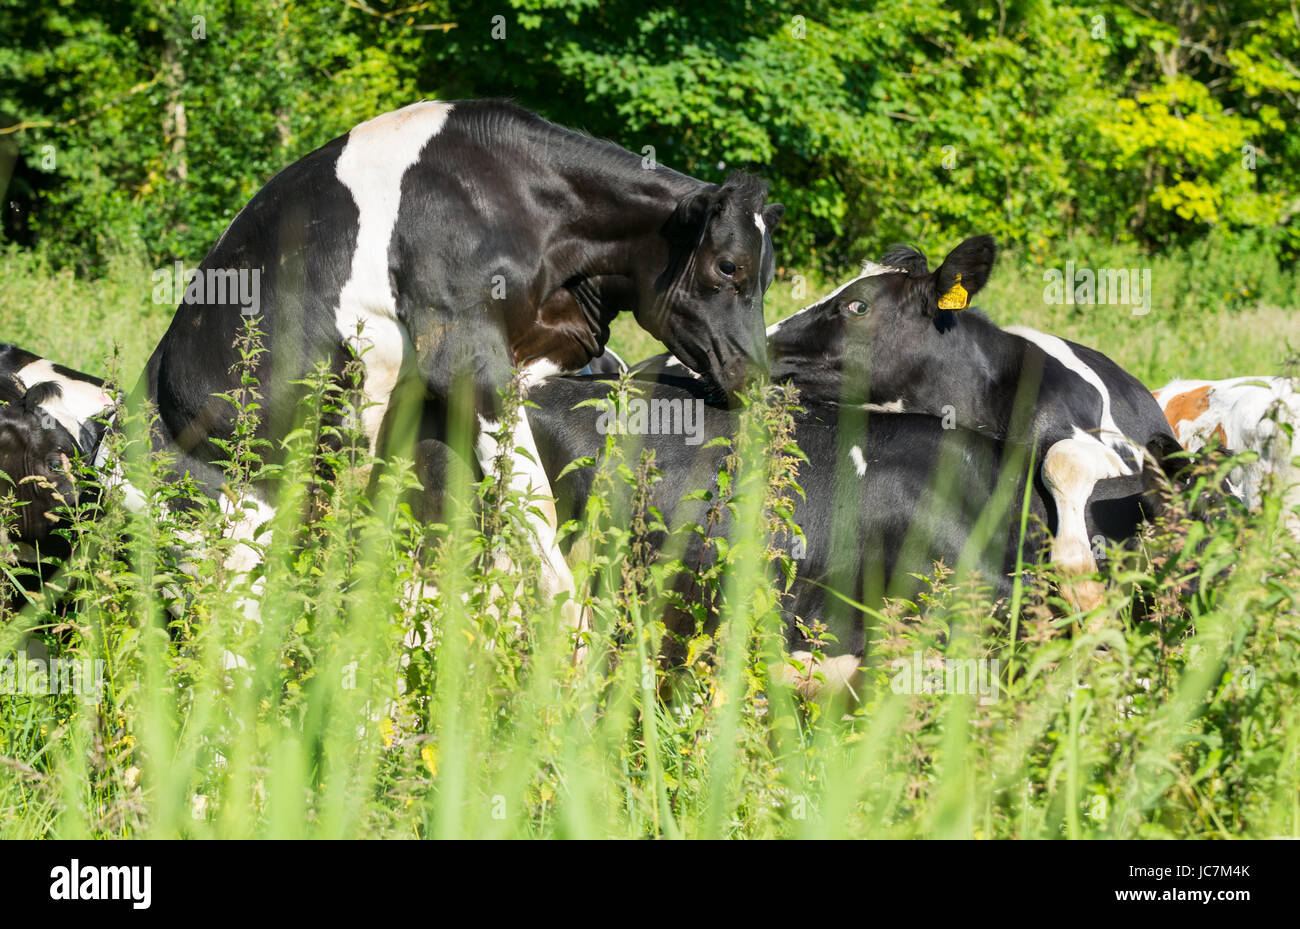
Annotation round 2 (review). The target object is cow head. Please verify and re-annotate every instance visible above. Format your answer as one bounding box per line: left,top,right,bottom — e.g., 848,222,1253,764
768,235,997,406
642,172,783,401
0,377,102,558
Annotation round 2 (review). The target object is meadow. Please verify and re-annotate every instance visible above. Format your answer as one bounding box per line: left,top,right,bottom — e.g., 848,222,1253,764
2,235,1299,839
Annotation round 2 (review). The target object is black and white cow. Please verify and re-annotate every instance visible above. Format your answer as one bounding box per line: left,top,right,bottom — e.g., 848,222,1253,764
763,237,1178,610
136,99,783,630
521,371,1151,683
1,344,114,455
0,344,115,564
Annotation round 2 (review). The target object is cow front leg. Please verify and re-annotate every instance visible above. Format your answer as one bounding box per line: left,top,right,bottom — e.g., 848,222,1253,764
1041,437,1126,614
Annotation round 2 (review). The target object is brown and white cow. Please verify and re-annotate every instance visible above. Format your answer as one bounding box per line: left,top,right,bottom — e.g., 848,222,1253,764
1153,376,1300,534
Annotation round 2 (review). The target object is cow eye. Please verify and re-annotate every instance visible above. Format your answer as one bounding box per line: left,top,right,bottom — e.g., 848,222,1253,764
46,454,64,472
717,259,737,277
845,300,869,315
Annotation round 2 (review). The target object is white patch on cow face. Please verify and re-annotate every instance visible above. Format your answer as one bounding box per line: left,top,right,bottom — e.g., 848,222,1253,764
754,211,771,291
849,445,867,477
334,101,455,452
14,359,114,446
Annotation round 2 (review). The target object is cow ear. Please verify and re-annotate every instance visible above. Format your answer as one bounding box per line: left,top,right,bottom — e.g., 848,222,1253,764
762,202,785,230
933,234,996,313
672,184,721,230
23,381,62,415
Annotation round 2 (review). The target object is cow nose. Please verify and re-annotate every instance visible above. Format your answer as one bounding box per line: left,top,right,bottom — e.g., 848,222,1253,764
720,353,762,396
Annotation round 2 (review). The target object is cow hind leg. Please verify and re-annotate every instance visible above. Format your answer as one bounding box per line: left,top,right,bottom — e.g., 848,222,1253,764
474,405,588,659
1041,438,1127,614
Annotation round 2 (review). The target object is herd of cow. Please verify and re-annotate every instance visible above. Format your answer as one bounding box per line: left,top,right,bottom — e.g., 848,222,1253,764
2,99,1298,684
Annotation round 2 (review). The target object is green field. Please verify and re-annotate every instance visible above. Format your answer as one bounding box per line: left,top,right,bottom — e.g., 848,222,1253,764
2,239,1299,839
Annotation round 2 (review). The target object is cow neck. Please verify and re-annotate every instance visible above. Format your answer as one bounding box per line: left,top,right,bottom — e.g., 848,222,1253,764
563,165,695,282
530,152,700,365
898,310,1024,441
505,113,698,279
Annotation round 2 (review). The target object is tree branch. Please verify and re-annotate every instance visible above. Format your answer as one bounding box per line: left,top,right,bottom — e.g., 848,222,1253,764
0,75,161,136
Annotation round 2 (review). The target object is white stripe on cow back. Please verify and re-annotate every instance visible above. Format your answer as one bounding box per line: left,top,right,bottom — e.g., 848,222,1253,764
862,398,905,413
766,262,904,337
334,100,454,452
1001,326,1152,609
1004,325,1140,467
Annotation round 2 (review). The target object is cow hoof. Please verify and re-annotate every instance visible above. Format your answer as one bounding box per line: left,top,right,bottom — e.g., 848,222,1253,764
1060,576,1106,613
777,652,863,706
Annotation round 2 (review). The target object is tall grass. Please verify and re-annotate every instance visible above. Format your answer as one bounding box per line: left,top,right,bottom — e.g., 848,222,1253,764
1,240,1299,838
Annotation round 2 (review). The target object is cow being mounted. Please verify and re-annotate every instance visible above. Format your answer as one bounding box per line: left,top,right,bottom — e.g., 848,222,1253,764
764,236,1178,610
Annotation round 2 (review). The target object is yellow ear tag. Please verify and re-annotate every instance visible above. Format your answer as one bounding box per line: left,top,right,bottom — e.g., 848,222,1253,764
937,274,969,311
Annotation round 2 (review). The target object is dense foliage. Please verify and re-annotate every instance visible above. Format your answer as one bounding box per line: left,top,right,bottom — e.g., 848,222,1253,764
2,1,1297,272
